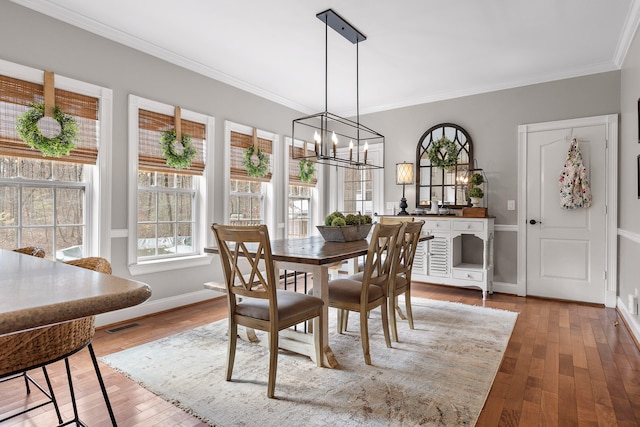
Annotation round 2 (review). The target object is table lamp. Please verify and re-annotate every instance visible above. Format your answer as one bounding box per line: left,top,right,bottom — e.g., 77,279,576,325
396,162,414,215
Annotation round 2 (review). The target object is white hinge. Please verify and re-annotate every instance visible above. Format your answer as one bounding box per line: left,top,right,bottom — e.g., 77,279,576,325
603,270,607,281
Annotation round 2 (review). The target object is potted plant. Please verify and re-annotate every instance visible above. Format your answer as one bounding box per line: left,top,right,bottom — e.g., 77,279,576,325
468,187,484,207
469,173,484,186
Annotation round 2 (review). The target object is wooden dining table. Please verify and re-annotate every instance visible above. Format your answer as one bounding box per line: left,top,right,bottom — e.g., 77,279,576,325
0,249,152,336
205,232,433,368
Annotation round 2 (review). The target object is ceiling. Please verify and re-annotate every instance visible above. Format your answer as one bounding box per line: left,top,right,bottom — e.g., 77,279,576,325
11,0,640,116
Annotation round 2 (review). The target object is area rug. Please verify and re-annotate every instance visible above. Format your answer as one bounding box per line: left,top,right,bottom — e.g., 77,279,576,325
101,298,517,426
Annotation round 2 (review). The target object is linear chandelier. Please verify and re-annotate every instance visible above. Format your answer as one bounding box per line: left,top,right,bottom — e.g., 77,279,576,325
291,9,384,170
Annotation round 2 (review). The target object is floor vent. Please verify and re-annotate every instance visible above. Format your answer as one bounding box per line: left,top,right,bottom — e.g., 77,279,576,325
106,323,140,334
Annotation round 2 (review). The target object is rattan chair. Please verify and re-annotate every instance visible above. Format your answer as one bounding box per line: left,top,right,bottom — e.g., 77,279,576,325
1,247,63,424
211,223,324,398
327,223,401,365
388,220,424,342
0,255,117,426
12,246,45,257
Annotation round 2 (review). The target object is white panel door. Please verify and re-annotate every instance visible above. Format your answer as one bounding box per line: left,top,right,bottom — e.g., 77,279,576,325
525,123,606,303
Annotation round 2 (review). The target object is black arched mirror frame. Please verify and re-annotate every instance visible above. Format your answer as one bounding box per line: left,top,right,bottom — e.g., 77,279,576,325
416,123,474,209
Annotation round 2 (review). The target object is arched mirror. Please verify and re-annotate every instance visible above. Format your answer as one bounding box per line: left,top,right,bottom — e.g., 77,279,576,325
416,123,473,209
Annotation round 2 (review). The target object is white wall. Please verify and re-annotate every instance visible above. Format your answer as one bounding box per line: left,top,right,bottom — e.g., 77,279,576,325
360,72,621,284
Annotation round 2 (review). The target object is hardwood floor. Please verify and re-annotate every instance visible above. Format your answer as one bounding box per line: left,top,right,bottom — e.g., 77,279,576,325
1,282,639,426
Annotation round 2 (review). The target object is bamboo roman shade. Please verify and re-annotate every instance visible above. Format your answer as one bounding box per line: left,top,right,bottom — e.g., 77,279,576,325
138,109,206,175
0,74,99,164
289,145,317,187
230,130,272,182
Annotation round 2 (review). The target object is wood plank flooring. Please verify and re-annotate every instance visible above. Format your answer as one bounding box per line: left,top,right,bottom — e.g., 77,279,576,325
1,283,638,426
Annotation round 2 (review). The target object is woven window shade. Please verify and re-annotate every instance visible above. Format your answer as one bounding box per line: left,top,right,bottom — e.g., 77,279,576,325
230,130,272,182
289,145,317,187
0,75,99,164
138,109,205,175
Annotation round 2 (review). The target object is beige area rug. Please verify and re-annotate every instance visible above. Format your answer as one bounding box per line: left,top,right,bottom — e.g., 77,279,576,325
101,298,517,426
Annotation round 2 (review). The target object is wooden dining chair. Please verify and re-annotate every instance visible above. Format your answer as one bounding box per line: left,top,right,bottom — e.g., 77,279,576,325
380,216,415,225
327,223,402,365
211,223,324,398
388,220,424,342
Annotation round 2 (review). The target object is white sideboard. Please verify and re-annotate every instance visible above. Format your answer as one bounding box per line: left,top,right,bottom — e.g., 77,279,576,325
404,216,495,299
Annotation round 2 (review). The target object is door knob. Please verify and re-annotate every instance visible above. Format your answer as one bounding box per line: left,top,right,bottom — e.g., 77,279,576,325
529,219,541,225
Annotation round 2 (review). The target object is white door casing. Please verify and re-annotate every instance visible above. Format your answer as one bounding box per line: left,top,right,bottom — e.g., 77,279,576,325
517,115,618,307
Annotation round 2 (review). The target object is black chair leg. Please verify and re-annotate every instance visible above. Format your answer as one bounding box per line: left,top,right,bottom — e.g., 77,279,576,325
88,343,118,426
42,366,64,424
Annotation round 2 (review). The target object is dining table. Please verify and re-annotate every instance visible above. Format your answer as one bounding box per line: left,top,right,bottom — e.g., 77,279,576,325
205,232,433,368
0,249,152,336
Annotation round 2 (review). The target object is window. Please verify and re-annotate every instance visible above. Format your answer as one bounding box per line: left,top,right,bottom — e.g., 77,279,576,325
0,60,112,260
224,121,278,233
416,123,473,208
128,96,214,274
328,143,384,217
286,137,320,238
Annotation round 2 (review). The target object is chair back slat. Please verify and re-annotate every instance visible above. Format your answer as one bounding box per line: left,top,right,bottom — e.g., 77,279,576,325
362,223,402,286
393,221,424,276
212,224,276,301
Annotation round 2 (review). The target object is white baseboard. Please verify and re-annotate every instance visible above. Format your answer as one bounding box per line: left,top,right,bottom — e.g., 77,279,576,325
492,281,518,295
95,289,225,328
617,296,640,345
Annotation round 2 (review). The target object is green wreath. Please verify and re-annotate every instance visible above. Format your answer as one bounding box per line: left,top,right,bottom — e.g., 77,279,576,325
242,145,270,178
160,130,197,169
16,103,79,157
427,136,458,169
298,159,315,183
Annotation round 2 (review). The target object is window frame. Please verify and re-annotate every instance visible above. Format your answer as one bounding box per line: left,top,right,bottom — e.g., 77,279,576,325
284,136,322,238
223,121,279,234
328,143,384,217
0,59,112,259
127,95,214,275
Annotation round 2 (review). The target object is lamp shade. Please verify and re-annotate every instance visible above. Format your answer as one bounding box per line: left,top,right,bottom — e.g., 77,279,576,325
396,162,414,185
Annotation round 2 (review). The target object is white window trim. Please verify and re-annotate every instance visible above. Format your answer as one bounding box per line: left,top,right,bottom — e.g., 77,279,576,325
127,95,214,275
0,59,113,260
223,121,279,234
328,143,384,216
284,136,323,237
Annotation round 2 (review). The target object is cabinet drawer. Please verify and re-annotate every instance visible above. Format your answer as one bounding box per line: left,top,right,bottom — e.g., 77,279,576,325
423,219,450,231
452,220,484,232
452,268,483,282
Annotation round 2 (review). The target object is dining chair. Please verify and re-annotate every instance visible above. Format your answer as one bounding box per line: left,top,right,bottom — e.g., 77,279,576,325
327,222,402,365
380,216,415,225
211,223,324,398
388,220,424,342
12,246,46,257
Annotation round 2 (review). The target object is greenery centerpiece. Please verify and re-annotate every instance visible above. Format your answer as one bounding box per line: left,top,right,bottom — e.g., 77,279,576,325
317,211,373,242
